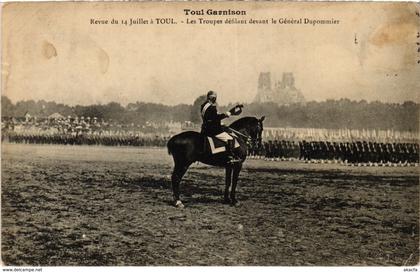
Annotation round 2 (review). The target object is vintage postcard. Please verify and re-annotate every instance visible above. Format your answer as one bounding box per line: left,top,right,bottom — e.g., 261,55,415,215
1,1,419,267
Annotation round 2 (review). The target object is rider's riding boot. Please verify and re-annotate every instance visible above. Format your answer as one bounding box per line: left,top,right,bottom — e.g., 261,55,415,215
227,140,241,164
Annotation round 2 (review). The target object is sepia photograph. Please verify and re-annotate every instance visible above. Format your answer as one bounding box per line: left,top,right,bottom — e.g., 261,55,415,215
1,1,419,267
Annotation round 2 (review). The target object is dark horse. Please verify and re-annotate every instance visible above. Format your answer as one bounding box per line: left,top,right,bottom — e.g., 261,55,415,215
167,116,265,208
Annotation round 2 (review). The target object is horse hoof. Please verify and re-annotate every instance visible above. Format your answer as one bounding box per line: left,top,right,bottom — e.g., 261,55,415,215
174,200,184,208
223,198,231,205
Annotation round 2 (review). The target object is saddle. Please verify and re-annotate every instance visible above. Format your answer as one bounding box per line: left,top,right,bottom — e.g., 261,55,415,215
205,135,240,155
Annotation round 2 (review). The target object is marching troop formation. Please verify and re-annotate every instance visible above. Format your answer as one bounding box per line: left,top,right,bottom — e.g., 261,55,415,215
2,118,418,166
248,140,419,166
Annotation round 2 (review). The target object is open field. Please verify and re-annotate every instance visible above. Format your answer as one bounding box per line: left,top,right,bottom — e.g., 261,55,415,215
1,144,419,266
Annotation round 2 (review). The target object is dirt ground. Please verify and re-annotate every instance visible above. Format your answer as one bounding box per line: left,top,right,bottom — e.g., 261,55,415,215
1,144,418,266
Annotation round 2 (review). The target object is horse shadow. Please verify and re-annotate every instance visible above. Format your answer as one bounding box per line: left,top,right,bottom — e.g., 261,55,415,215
118,175,225,206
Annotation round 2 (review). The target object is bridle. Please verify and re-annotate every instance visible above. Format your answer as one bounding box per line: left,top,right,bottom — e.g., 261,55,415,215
228,123,263,148
228,127,252,145
255,122,263,148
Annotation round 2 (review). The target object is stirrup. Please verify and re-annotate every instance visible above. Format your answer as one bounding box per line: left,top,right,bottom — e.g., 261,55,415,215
227,156,241,164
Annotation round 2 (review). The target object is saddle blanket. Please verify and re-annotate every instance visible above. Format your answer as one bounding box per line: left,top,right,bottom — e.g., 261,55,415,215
207,136,240,155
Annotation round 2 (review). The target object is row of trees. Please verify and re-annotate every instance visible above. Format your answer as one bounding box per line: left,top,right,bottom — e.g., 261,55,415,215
238,99,419,131
2,96,418,131
1,96,192,124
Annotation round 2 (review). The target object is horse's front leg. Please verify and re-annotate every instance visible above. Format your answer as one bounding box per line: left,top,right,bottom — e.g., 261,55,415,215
230,163,243,206
224,166,232,204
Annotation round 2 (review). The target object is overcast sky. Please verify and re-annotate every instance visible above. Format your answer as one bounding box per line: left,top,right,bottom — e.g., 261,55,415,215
2,2,419,106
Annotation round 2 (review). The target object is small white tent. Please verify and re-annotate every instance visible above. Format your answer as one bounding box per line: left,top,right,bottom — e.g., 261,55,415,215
48,112,65,120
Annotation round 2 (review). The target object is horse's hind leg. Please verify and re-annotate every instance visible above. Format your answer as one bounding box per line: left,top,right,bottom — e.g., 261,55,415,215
230,163,243,206
171,163,189,208
224,166,233,204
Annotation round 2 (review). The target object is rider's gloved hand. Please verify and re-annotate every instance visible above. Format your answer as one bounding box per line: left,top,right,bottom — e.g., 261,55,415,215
228,104,243,116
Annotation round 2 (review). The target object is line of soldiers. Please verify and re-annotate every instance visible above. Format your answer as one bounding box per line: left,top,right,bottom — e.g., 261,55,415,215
2,131,168,147
2,128,419,165
248,140,419,165
299,141,419,164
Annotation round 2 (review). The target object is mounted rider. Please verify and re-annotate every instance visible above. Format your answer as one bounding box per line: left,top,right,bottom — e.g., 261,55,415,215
200,90,243,163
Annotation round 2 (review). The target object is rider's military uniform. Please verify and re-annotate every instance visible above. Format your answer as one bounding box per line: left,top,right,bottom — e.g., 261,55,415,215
200,91,243,163
200,101,232,142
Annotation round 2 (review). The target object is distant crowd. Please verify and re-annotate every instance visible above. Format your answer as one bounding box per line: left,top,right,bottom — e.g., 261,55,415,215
2,117,419,166
1,116,172,146
2,116,174,135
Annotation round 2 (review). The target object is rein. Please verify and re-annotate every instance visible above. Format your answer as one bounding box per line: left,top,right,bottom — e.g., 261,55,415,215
228,127,251,141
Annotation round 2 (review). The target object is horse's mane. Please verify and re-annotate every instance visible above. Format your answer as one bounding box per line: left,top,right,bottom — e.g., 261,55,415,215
229,116,257,130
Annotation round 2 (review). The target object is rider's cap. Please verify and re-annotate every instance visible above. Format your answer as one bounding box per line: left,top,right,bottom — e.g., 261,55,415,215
207,90,217,98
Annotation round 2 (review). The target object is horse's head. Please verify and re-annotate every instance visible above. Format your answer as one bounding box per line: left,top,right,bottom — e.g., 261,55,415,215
230,116,265,148
253,116,265,148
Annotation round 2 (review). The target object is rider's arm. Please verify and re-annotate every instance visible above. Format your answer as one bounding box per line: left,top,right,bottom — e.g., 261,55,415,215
207,105,230,121
205,104,242,122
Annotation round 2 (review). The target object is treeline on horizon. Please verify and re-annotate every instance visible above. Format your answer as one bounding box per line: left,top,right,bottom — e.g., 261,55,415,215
1,95,418,132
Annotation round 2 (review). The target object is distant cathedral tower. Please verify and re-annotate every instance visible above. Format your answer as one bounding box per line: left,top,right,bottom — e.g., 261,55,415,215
255,72,272,102
254,72,305,105
281,72,294,88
